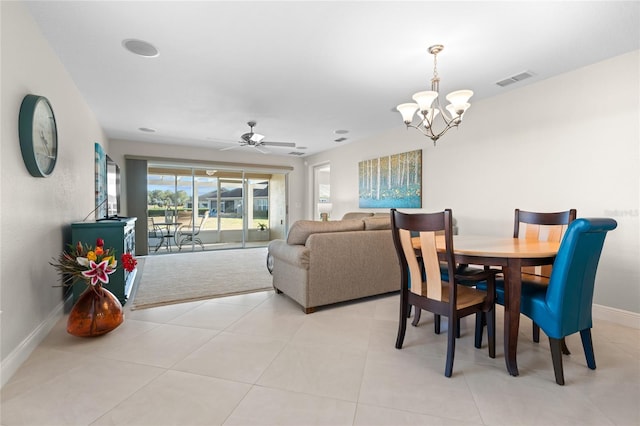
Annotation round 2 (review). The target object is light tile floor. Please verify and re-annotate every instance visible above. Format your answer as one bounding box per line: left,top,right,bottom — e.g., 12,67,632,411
2,291,639,425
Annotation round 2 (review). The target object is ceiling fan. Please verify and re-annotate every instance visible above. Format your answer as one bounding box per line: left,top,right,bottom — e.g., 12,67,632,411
219,121,296,154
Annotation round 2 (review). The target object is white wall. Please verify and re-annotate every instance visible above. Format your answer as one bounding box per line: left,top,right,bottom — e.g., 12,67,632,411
305,50,640,314
107,139,306,226
1,2,110,385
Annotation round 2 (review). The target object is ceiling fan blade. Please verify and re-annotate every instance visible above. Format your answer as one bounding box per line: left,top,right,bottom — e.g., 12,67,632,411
254,146,270,154
260,141,296,147
220,144,241,151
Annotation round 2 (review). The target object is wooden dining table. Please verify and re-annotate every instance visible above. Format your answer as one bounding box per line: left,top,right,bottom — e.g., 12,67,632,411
415,235,560,376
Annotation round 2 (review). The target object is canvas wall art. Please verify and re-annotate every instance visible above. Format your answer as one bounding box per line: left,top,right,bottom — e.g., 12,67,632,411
358,149,422,208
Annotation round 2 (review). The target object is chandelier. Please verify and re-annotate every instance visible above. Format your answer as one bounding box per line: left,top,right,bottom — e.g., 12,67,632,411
396,45,473,145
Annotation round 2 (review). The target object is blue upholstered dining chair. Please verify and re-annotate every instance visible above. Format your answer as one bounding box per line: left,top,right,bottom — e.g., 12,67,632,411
513,218,617,385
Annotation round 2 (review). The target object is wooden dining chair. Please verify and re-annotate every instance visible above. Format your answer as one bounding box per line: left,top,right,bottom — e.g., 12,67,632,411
477,208,577,349
391,208,497,377
518,218,617,384
514,209,577,344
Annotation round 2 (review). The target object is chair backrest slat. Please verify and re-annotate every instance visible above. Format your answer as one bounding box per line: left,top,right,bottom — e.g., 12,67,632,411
398,229,428,297
516,209,577,277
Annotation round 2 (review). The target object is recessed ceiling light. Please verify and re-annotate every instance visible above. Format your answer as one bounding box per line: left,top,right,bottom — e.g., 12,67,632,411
334,129,349,135
138,127,156,133
334,137,347,142
123,39,159,57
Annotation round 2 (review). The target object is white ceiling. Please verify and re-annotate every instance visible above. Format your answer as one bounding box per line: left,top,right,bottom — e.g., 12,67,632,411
25,1,639,157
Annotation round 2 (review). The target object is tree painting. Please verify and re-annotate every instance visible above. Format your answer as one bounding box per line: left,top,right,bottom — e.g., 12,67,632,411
358,149,422,208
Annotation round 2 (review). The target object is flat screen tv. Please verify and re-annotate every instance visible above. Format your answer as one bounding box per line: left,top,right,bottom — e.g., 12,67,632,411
106,155,121,218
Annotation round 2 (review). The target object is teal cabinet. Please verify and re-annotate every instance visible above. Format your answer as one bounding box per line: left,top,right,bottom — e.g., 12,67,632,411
71,217,137,304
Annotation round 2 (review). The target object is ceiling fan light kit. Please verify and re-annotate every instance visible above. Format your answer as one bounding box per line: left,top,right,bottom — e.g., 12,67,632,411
219,121,296,154
397,44,473,145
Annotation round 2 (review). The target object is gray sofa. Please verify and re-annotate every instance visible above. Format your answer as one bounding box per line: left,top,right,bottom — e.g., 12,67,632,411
267,212,400,313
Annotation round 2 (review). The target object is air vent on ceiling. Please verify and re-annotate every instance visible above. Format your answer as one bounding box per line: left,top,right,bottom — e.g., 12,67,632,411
496,71,534,87
334,137,348,143
288,151,305,156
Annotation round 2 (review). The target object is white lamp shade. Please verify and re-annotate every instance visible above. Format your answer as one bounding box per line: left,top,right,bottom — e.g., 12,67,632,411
318,203,333,214
445,90,473,108
412,91,439,111
446,103,470,118
396,103,418,123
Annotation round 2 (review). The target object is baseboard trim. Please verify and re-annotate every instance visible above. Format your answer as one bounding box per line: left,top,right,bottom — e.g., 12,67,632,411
593,304,640,329
0,300,66,388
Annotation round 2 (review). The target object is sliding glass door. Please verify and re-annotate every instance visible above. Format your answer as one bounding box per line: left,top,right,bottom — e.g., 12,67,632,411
146,165,286,254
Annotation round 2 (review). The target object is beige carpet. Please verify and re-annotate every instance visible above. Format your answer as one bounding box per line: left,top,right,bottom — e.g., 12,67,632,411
131,247,272,310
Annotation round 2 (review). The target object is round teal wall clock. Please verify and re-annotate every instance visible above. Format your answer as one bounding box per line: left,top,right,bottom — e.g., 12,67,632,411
18,94,58,177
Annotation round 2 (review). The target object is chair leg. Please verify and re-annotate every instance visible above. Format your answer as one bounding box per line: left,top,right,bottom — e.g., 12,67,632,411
486,307,496,359
445,314,457,377
194,237,204,249
396,295,409,349
434,314,441,334
456,318,461,338
412,308,422,326
549,337,565,385
474,314,482,349
580,329,596,370
474,312,486,348
177,236,189,251
534,324,569,354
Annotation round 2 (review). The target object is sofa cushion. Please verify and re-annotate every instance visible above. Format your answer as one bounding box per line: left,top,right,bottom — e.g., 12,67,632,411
363,216,391,230
286,219,365,245
341,212,374,220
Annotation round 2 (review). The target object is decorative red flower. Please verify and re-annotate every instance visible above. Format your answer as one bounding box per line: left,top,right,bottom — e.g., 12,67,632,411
96,238,105,247
121,253,137,272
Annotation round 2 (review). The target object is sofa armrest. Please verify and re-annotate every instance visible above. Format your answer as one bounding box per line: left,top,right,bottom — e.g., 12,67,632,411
267,239,310,269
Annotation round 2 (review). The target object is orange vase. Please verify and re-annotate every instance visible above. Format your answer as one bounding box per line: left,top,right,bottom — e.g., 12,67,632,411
67,284,124,337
